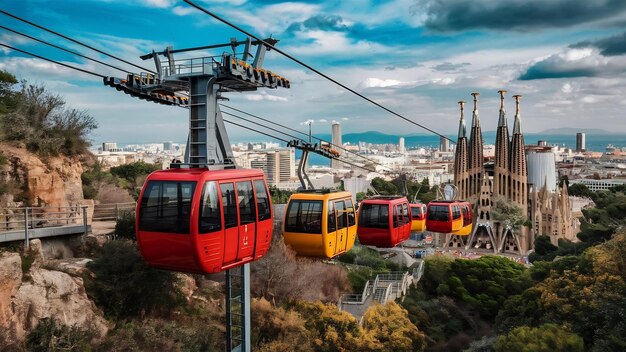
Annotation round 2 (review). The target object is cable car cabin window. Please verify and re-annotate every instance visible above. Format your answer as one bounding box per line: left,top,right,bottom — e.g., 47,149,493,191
139,181,196,234
345,199,356,226
327,201,336,233
402,203,410,225
393,205,400,228
359,203,389,229
253,180,271,221
199,181,221,234
220,183,238,229
428,205,450,221
462,206,472,226
285,200,323,234
336,201,347,229
452,205,461,220
411,206,422,219
237,181,256,225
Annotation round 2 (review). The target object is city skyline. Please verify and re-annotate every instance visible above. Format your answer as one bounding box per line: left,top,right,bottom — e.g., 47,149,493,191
2,1,626,144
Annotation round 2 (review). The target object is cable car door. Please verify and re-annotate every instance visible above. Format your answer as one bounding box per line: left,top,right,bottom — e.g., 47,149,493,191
220,182,239,264
236,180,256,260
392,205,401,245
334,200,348,255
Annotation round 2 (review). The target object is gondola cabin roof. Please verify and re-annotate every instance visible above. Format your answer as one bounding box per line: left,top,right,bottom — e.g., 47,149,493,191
361,195,408,204
146,167,266,181
288,190,353,201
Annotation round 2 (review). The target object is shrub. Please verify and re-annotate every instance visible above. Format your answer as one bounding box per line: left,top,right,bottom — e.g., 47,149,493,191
1,82,97,156
114,210,136,241
26,318,92,352
86,241,183,319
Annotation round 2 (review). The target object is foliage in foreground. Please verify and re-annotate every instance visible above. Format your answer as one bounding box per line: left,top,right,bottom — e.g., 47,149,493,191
494,324,584,352
85,240,183,319
25,318,93,352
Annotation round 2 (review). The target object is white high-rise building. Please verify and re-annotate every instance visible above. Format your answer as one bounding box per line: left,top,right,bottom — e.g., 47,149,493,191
398,137,405,153
331,122,343,169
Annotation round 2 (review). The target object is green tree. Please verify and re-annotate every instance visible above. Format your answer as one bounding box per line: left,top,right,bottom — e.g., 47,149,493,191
0,69,19,116
568,183,593,198
370,177,398,195
494,324,584,352
110,161,160,199
491,196,525,229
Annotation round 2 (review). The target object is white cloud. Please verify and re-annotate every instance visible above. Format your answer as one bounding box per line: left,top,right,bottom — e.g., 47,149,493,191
561,83,573,93
244,91,288,102
362,78,407,88
172,6,195,16
318,119,327,122
287,30,387,56
141,0,174,8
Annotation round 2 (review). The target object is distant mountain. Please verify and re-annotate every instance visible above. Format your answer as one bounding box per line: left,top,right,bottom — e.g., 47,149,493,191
537,128,614,135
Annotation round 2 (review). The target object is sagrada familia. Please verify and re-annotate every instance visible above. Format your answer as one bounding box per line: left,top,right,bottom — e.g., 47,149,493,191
450,91,576,255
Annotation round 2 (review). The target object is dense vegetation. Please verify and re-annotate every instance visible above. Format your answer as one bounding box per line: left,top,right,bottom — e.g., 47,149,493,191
369,176,440,203
0,70,97,156
399,185,626,351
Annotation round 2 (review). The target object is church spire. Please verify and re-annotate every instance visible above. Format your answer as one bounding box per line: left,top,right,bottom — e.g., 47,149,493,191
498,90,507,127
458,100,466,138
471,92,480,128
513,94,522,134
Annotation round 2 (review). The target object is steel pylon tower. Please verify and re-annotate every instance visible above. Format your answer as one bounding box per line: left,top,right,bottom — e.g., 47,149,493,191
104,37,289,352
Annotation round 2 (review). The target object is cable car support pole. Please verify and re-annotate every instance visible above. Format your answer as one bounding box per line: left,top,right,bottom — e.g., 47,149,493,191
102,36,290,352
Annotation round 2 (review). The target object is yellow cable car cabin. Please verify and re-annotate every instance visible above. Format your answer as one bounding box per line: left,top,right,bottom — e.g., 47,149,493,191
450,202,473,236
410,203,427,232
283,191,357,258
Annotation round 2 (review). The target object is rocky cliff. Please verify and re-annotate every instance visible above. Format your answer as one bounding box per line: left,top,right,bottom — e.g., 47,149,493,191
0,142,85,208
0,240,110,344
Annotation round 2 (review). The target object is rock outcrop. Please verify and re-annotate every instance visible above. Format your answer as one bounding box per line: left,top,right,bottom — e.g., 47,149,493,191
0,240,110,343
0,142,85,208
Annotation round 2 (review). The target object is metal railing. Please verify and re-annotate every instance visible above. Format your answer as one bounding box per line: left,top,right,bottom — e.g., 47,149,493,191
93,202,136,221
0,206,89,248
161,56,222,77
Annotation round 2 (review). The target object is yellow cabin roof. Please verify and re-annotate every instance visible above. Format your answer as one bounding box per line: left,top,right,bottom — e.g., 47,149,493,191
288,191,353,202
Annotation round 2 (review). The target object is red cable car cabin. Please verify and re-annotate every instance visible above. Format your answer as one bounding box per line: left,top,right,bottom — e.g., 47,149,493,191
136,168,273,274
426,200,471,234
357,196,411,248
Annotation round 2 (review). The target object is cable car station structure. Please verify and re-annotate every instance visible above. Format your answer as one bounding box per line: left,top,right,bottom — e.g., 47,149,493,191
103,37,290,352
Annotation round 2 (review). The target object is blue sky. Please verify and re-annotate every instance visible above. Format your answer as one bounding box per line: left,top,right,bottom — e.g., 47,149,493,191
1,0,626,145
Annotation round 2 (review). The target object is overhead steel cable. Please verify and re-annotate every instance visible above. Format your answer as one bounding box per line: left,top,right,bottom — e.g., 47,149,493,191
220,104,384,167
0,25,130,74
223,118,289,144
226,117,373,171
0,43,106,78
222,110,306,143
182,0,455,143
0,9,156,74
223,112,374,172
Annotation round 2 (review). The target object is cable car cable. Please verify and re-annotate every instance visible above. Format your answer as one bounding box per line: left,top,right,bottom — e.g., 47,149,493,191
0,25,131,74
0,43,107,79
0,9,156,74
221,110,306,143
2,42,374,173
220,104,384,167
223,118,373,172
182,0,455,144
